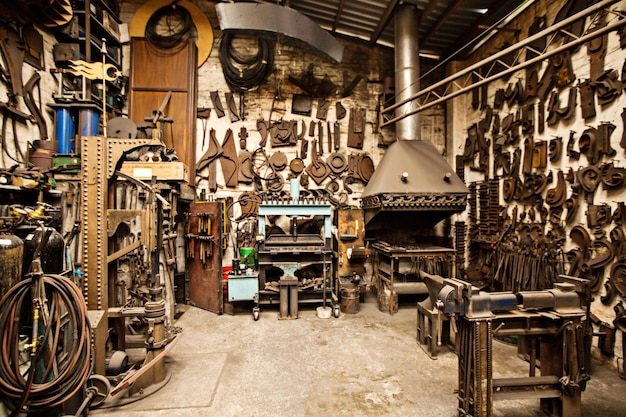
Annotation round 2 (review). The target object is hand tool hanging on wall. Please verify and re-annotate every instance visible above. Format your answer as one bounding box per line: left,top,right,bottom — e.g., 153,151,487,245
257,119,269,147
524,69,538,102
327,122,333,153
522,137,534,174
595,69,622,106
532,140,547,169
305,138,329,185
225,92,240,122
600,161,626,189
546,170,567,207
567,130,580,160
238,127,253,184
197,108,211,150
0,104,29,165
317,121,324,155
347,108,365,149
327,124,347,175
549,136,562,162
336,101,346,120
579,127,601,165
290,137,305,175
0,23,25,97
316,98,329,120
210,91,225,118
220,128,239,187
578,79,596,120
587,24,607,84
23,72,48,142
537,101,545,133
196,128,223,172
598,121,616,157
521,104,534,135
269,120,297,147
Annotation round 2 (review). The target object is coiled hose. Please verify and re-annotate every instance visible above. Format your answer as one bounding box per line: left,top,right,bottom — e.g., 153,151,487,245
0,274,92,415
219,31,275,92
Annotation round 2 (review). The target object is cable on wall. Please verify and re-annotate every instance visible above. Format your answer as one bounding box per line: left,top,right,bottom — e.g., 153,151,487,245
219,31,275,92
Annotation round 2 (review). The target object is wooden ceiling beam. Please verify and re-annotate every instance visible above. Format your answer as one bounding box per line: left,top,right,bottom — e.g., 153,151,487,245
421,0,464,45
332,0,346,32
369,0,399,43
419,0,441,26
442,0,515,59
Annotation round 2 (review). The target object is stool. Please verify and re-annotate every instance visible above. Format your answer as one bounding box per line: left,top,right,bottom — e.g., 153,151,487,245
416,301,451,358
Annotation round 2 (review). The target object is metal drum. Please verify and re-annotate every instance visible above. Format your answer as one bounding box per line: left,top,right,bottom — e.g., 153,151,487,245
340,285,360,314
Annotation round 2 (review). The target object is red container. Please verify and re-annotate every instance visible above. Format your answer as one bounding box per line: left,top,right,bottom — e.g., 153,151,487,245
222,265,233,298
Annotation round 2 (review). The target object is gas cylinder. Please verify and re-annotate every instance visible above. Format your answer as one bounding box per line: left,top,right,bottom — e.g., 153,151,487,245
0,232,24,298
22,228,65,275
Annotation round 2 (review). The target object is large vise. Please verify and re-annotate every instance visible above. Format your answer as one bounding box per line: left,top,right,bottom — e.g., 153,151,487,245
420,272,585,320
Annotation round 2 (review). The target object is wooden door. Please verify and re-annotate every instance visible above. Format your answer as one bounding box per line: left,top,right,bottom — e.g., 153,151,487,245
187,201,224,313
129,38,197,184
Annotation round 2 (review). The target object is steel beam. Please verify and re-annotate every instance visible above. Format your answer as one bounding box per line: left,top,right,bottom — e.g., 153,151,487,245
215,2,344,63
381,0,625,127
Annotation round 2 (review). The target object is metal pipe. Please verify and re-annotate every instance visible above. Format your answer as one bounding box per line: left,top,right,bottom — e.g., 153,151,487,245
394,2,420,140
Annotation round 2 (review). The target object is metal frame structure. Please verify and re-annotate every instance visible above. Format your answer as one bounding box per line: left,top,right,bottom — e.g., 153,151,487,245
380,0,626,127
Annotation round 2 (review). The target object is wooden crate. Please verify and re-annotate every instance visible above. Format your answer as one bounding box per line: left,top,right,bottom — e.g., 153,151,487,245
120,161,189,182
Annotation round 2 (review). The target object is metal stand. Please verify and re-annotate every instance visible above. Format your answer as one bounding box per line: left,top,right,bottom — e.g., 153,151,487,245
425,274,589,417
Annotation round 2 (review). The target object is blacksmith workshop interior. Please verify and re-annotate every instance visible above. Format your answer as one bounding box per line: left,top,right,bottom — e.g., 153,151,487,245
1,0,626,416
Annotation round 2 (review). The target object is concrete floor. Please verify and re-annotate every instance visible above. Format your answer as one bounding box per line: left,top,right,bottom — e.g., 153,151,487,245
91,293,626,417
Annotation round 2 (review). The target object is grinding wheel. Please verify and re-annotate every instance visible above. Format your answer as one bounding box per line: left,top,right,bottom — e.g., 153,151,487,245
108,117,138,139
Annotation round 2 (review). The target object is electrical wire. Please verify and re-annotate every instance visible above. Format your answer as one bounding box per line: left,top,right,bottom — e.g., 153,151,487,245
0,273,92,415
219,31,275,92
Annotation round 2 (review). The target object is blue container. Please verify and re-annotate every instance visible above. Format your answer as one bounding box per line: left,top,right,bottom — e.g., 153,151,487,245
55,108,74,154
79,109,99,137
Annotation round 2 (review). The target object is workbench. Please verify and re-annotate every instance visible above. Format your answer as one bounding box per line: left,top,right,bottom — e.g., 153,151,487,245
255,191,338,319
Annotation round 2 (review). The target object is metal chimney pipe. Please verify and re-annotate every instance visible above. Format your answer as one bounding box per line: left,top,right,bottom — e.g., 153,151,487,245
394,2,420,141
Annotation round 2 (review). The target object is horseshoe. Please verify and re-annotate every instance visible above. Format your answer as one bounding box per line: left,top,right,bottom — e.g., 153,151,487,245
564,197,579,224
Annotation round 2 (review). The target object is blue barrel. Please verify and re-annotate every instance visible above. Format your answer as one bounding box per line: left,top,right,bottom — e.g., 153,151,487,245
79,109,99,137
55,107,74,154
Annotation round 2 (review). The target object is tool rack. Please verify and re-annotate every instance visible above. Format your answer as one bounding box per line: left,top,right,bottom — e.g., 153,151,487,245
255,188,338,320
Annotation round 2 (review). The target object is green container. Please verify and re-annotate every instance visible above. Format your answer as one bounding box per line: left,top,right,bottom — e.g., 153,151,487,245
239,247,257,269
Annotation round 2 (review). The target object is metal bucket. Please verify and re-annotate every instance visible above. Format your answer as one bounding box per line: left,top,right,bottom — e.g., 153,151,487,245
340,286,360,314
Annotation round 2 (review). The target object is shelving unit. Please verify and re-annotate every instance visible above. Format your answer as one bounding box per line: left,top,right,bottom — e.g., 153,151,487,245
52,0,124,107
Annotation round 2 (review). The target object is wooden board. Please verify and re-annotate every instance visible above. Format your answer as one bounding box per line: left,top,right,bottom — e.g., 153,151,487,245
129,38,197,185
120,161,189,182
187,201,224,314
